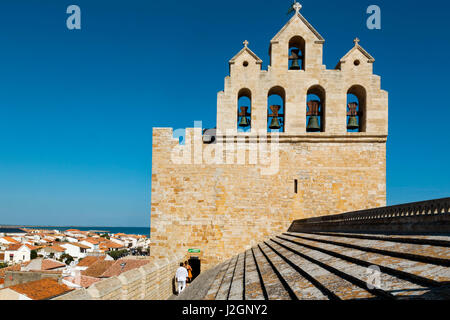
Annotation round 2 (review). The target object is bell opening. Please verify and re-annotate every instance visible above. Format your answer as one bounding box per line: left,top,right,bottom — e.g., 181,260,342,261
267,87,285,133
288,36,305,71
237,89,251,132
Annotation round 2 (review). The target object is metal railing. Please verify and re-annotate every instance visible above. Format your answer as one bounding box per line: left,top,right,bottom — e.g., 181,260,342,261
288,198,450,235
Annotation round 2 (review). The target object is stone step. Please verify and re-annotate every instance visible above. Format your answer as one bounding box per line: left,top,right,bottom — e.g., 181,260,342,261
259,242,328,300
284,232,450,264
275,236,432,299
204,259,232,300
251,246,291,300
213,255,239,300
243,249,265,300
267,238,378,300
281,233,450,285
228,253,246,300
303,231,450,248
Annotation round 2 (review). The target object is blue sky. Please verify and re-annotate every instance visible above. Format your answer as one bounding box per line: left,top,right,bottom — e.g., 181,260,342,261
0,0,449,227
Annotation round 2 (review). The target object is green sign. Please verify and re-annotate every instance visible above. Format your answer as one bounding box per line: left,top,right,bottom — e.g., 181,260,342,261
188,248,200,253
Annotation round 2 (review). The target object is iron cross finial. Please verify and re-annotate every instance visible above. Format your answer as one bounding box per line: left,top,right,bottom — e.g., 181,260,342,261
293,2,302,14
243,40,249,48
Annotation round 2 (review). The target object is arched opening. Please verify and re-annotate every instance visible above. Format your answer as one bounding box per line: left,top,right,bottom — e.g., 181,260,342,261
347,85,366,132
237,88,251,132
288,36,305,70
306,85,325,132
267,86,285,133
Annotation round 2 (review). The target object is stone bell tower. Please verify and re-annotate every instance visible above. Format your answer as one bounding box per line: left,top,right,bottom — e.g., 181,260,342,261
150,2,388,270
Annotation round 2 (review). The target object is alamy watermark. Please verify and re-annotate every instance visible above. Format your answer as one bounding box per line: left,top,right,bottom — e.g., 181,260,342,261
367,5,381,30
170,121,280,176
66,5,81,30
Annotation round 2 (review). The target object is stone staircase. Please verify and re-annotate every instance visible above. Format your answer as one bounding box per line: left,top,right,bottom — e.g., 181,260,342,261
175,231,450,300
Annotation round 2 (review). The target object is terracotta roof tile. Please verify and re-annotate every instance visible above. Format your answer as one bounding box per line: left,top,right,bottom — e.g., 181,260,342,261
41,259,66,270
6,244,24,251
76,256,105,267
0,264,22,277
8,278,72,300
82,238,101,244
101,259,150,277
0,253,4,260
81,260,115,278
50,245,66,252
2,237,19,244
99,241,124,249
25,244,39,250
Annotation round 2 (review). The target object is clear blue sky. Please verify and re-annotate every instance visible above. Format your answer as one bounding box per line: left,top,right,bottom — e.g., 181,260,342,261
0,0,449,227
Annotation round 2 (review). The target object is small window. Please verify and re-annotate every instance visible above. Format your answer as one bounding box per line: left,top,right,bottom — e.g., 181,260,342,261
243,61,249,67
354,59,360,66
294,179,298,194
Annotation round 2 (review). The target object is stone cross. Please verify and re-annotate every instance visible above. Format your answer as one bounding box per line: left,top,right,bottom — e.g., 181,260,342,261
293,2,302,14
243,40,249,48
354,38,360,46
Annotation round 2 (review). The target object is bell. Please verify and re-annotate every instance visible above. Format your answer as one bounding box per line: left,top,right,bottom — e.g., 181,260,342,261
269,117,281,130
306,116,321,132
347,116,359,130
289,49,301,70
238,116,250,127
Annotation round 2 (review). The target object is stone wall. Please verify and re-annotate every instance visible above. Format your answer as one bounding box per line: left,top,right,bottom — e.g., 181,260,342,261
53,254,184,300
150,128,387,270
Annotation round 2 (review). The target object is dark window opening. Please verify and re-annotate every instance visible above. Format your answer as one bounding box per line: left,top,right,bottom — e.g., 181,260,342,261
294,179,298,194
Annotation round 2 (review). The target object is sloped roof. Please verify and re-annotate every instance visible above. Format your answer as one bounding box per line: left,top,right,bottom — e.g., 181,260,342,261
50,245,66,252
6,244,26,251
100,259,150,278
339,42,375,64
8,278,72,300
229,46,263,65
77,256,105,267
63,275,101,288
82,238,101,244
271,11,324,44
81,260,115,278
25,244,39,250
41,259,66,270
2,237,20,244
99,240,125,249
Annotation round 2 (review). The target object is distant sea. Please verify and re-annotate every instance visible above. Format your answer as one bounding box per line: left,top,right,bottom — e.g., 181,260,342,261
2,226,150,237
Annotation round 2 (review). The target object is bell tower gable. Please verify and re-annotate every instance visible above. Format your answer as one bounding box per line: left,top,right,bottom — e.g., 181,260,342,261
338,38,375,74
269,3,325,72
229,41,263,78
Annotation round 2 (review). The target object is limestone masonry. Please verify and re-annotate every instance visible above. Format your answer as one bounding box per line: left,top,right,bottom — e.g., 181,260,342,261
150,4,388,270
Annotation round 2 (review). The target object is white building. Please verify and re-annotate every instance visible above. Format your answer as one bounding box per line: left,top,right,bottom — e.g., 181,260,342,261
60,243,89,259
2,244,32,264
